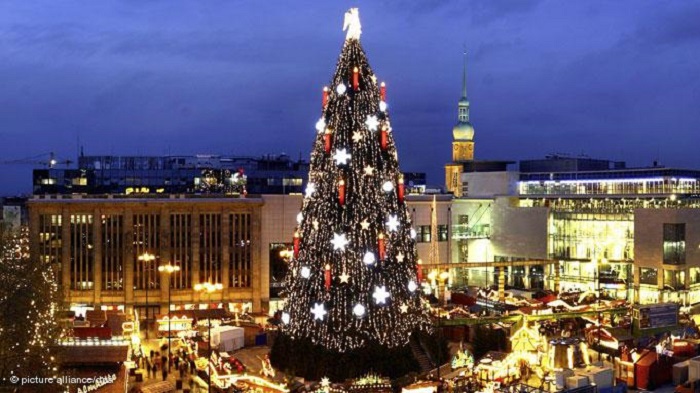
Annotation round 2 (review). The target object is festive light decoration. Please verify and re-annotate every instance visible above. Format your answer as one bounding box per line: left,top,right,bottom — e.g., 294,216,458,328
311,303,327,321
325,264,332,291
373,286,390,305
382,181,394,192
297,212,304,224
331,233,349,251
386,214,399,232
324,129,333,153
305,182,316,198
380,125,388,150
363,251,376,265
408,280,418,292
277,13,430,358
410,228,417,239
353,303,366,317
353,66,359,90
333,148,351,166
300,266,311,279
416,260,423,282
293,230,300,258
338,177,346,206
0,227,60,382
365,115,379,131
399,304,409,313
398,174,405,203
352,130,363,143
322,86,329,108
378,233,386,260
316,117,326,133
380,81,386,100
282,312,290,324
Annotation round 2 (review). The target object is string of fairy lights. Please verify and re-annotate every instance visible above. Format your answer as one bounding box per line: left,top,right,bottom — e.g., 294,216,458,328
281,36,431,352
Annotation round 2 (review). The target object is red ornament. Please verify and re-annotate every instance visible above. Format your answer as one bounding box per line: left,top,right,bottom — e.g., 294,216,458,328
380,125,388,150
325,264,331,291
378,233,386,260
353,67,359,91
380,81,386,101
322,86,329,108
324,129,332,154
416,260,423,282
293,230,300,258
338,178,346,206
398,174,405,203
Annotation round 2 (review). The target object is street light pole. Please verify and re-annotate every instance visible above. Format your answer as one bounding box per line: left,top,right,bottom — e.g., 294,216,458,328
138,252,157,340
159,263,180,372
194,281,223,393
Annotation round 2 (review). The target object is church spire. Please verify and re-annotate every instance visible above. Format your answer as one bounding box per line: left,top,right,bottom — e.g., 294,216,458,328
461,49,468,100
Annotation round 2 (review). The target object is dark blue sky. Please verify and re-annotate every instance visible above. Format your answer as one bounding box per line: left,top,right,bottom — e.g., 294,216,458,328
1,1,699,195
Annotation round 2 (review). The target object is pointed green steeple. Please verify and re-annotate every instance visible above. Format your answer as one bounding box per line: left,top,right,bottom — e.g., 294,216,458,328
453,50,474,141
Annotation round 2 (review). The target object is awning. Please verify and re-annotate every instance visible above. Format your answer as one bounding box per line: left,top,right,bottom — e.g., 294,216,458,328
139,381,175,393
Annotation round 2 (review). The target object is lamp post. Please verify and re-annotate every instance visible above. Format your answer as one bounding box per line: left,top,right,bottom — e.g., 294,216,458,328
194,281,223,393
158,263,180,372
594,257,605,363
138,252,157,339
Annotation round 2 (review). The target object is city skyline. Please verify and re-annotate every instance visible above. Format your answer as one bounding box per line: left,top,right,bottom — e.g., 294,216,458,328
1,1,699,195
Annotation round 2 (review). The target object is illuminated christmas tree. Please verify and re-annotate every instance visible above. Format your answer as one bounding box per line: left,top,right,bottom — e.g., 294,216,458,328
271,8,433,380
0,226,61,391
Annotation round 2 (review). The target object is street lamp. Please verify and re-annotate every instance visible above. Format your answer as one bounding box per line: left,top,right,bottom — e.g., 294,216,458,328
158,263,180,372
593,257,606,363
194,281,223,393
138,252,157,339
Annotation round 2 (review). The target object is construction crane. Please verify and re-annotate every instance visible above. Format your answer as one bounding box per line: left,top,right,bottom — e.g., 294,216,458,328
0,152,73,168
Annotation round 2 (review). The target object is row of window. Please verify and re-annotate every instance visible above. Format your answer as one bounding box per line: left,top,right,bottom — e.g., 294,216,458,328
38,213,253,291
416,225,449,243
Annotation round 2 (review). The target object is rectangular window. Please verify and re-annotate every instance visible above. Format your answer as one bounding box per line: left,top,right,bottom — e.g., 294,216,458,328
199,213,222,284
101,215,123,291
664,270,685,291
133,214,160,290
70,214,94,290
438,225,448,242
419,225,431,243
170,214,191,289
663,223,685,265
230,213,252,288
640,268,658,286
691,267,700,285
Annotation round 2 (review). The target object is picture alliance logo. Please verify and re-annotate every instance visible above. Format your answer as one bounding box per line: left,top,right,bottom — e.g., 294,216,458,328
6,373,117,391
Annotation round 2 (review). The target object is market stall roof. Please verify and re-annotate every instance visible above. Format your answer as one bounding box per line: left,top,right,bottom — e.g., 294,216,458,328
54,345,128,365
139,381,175,393
158,308,229,320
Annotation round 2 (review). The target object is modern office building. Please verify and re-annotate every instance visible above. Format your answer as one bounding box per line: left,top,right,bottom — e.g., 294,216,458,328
441,52,700,306
33,153,311,195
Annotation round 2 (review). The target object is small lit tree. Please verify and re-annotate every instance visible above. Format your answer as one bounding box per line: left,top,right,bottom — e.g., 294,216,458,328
0,226,61,389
